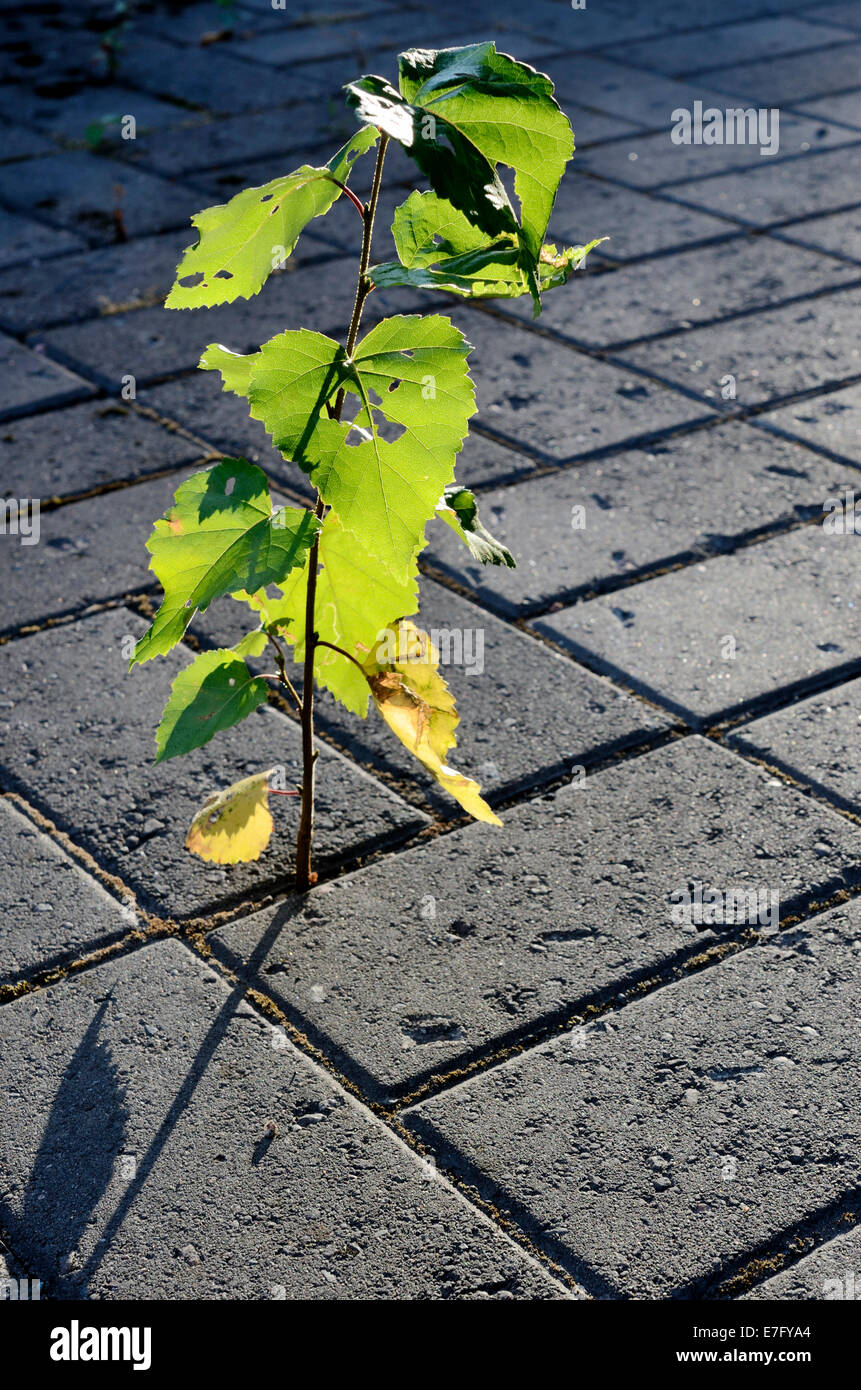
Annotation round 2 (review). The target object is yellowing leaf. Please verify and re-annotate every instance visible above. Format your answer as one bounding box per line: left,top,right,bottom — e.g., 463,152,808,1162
186,768,277,864
364,620,501,825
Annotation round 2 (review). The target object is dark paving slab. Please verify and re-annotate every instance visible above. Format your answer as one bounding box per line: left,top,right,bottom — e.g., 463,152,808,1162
0,798,135,982
0,207,84,271
574,119,855,189
0,85,193,140
549,174,733,264
98,34,296,113
619,285,861,410
193,573,670,809
0,472,198,634
795,89,861,130
124,104,354,180
499,234,858,348
0,399,203,501
424,423,858,616
776,205,861,264
0,230,190,335
405,902,861,1298
744,1227,861,1300
729,675,861,816
140,373,310,497
0,610,427,919
0,153,199,244
0,939,568,1299
758,382,861,458
0,333,93,422
0,120,54,162
612,14,855,76
705,39,861,105
232,12,488,65
536,527,861,726
665,145,861,227
211,737,861,1100
551,56,736,130
447,309,713,462
32,254,428,389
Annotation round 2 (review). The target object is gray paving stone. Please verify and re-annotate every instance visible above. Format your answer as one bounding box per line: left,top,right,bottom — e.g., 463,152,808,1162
0,86,192,141
705,40,861,105
795,89,861,130
101,34,295,113
0,939,567,1299
0,153,199,244
194,573,670,809
619,286,861,409
0,799,136,981
0,230,191,335
0,610,426,918
551,56,735,130
211,736,861,1098
613,15,856,77
758,382,861,459
536,527,861,726
140,372,311,496
575,117,853,189
666,145,861,227
0,207,84,271
446,309,713,462
425,423,858,616
232,11,483,65
564,104,642,148
549,173,732,263
0,120,54,162
32,254,428,389
745,1227,861,1300
0,333,93,422
0,399,204,500
815,1,861,30
501,234,857,348
405,901,861,1298
125,104,354,179
0,472,199,635
777,204,861,264
730,675,861,816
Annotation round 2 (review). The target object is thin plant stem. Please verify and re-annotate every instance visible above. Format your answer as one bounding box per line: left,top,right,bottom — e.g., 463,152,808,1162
294,133,389,892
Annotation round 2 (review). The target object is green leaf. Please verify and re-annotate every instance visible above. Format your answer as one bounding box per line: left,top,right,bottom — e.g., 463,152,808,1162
231,627,269,660
437,484,515,568
202,314,476,582
370,191,604,303
165,128,377,309
130,459,320,667
345,74,519,247
398,44,573,261
155,648,269,763
256,512,419,716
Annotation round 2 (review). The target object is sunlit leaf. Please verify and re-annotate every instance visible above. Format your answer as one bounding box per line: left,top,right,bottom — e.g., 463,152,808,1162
130,459,320,667
165,128,377,309
156,648,269,763
364,619,502,824
437,484,515,568
186,768,277,864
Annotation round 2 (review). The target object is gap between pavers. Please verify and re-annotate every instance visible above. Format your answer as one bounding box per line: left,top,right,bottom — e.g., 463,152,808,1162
0,333,93,423
0,608,427,920
424,421,858,618
209,736,861,1103
0,798,136,984
728,674,861,819
191,571,671,814
0,937,572,1299
535,526,861,728
743,1225,861,1301
403,899,861,1299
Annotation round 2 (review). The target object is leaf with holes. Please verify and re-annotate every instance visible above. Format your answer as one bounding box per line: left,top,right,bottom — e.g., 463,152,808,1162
186,768,276,864
130,458,320,667
364,620,502,824
156,648,269,762
202,314,476,582
165,128,377,309
437,484,516,568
